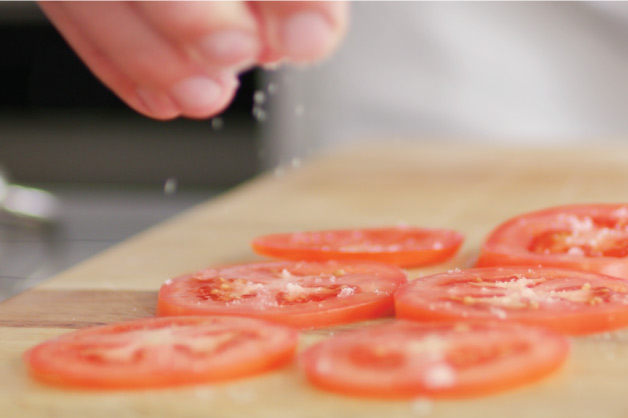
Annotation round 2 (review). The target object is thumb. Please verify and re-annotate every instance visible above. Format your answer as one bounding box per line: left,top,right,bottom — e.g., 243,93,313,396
252,1,349,65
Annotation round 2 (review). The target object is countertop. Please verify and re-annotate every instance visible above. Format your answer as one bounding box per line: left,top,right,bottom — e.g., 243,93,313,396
3,142,628,417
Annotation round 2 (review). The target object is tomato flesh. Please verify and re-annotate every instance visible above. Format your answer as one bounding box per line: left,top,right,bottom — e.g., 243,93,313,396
395,266,628,335
477,204,628,278
25,316,298,390
529,223,628,258
157,261,407,329
300,321,568,399
251,227,464,267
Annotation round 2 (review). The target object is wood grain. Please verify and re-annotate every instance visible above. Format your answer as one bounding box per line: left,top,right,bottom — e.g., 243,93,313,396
0,290,156,328
4,143,628,417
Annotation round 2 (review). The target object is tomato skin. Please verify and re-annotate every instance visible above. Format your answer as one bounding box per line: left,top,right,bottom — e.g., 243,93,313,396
477,204,628,279
25,316,298,390
300,320,568,399
157,261,407,329
251,227,464,268
395,266,628,335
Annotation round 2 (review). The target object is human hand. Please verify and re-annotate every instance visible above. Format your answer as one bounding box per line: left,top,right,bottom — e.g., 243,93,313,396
38,1,348,119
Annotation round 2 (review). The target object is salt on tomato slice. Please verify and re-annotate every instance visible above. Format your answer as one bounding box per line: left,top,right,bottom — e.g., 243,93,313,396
25,316,298,390
251,227,463,268
300,320,568,399
477,204,628,279
157,261,407,329
395,266,628,335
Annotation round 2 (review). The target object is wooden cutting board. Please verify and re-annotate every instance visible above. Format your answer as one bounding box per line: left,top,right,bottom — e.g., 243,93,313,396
3,142,628,417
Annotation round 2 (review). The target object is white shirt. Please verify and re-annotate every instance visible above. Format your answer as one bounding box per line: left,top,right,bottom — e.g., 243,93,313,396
262,2,628,166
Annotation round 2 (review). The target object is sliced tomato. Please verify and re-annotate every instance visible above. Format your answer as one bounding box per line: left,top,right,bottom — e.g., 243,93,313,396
300,320,568,399
157,261,407,329
395,266,628,335
477,204,628,279
25,316,298,390
251,227,464,268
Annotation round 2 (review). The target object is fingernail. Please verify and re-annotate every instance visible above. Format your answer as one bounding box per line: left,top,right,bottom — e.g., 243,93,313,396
136,88,180,119
281,12,334,62
198,30,259,68
170,76,223,113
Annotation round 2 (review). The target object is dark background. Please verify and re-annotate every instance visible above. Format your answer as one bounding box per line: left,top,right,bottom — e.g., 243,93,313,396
0,2,262,190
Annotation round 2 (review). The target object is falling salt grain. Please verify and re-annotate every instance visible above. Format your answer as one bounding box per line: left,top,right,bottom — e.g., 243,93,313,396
267,82,278,95
291,158,302,169
252,106,268,122
211,117,223,130
163,177,178,196
253,90,266,105
410,398,433,416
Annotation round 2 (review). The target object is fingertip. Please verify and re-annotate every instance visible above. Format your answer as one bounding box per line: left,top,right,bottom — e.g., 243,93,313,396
255,1,349,65
280,11,337,63
136,88,182,120
196,29,260,71
168,74,238,119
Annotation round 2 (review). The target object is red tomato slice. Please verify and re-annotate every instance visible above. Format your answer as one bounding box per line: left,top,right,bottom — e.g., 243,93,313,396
25,316,298,390
300,320,568,399
251,227,464,268
477,204,628,279
157,261,407,329
395,266,628,335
